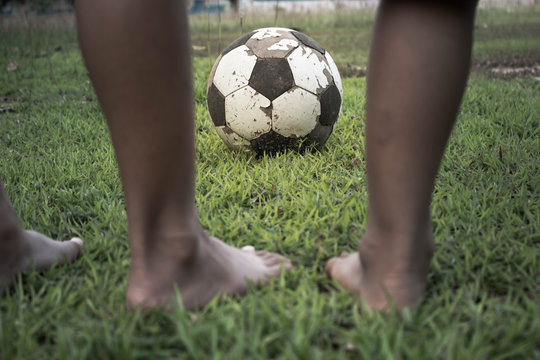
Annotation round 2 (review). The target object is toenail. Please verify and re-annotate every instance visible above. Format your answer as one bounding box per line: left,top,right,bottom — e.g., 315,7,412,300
71,238,84,247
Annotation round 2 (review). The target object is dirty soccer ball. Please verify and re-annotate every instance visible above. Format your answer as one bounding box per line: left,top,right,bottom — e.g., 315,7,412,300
206,27,343,154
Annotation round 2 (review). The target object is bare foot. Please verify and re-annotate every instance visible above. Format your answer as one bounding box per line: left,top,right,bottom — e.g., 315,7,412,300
0,230,83,293
126,231,292,310
325,231,433,311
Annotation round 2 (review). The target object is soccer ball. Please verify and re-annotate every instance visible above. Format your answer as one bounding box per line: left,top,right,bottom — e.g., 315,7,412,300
206,27,343,154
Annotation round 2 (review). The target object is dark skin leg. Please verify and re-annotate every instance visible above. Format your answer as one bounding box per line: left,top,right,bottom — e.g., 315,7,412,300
2,0,478,313
0,182,83,293
75,0,291,310
326,0,478,310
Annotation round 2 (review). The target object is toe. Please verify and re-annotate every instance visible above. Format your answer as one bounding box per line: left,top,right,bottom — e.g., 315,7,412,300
63,237,84,261
52,237,84,264
325,257,337,275
241,245,256,253
266,258,292,276
71,237,84,248
256,251,290,267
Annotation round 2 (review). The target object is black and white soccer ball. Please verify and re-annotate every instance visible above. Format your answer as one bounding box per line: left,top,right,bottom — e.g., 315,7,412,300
206,27,343,154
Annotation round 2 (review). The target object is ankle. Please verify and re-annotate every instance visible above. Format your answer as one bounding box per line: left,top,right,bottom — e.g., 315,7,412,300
0,219,23,242
359,225,434,278
129,222,209,281
0,226,27,273
358,229,433,310
132,230,204,265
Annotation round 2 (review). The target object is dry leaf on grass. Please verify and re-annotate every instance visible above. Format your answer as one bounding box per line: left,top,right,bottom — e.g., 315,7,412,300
6,60,18,72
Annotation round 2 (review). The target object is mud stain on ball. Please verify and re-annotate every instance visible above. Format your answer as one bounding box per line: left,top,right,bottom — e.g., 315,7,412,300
247,29,299,58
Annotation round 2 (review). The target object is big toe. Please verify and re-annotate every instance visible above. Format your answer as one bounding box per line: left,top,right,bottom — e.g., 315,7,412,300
325,252,362,292
61,237,84,260
325,253,348,275
49,237,84,266
241,246,291,270
325,257,337,275
255,250,291,268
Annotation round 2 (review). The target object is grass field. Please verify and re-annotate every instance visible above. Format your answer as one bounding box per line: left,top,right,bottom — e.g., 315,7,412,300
1,5,539,359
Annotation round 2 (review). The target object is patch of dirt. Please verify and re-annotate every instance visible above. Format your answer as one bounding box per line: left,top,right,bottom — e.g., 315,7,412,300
472,56,540,79
339,63,367,78
489,64,540,76
340,57,540,80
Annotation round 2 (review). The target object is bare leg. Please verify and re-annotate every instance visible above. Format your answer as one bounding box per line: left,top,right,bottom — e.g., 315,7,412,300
326,0,478,310
0,182,83,293
75,0,290,310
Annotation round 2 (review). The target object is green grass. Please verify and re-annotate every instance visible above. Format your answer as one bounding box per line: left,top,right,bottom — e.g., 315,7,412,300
1,6,539,360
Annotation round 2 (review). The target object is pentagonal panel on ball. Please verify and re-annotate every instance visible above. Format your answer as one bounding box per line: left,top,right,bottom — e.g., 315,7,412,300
287,46,333,95
246,28,299,58
207,83,226,127
290,30,326,55
272,87,320,138
306,122,334,148
324,51,343,98
249,58,295,101
319,84,342,127
213,45,257,97
225,86,272,140
221,31,256,56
